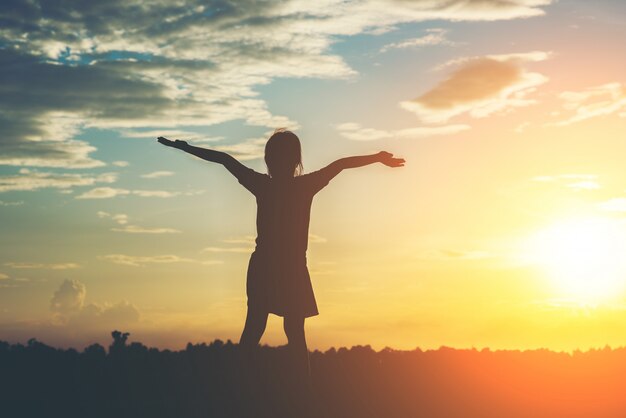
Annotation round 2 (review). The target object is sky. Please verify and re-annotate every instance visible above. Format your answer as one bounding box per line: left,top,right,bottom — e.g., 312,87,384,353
2,0,626,351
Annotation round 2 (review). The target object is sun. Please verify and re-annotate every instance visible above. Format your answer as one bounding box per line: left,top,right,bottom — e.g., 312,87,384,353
527,217,626,304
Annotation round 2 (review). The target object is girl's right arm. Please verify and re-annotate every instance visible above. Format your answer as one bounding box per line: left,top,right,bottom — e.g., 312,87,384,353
157,136,248,178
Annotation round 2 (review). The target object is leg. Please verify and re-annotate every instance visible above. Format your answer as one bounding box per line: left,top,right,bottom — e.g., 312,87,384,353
283,316,315,416
237,308,269,414
239,307,268,349
283,316,310,379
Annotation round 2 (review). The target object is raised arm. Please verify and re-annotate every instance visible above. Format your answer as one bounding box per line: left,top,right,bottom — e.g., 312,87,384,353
324,151,405,178
157,136,247,178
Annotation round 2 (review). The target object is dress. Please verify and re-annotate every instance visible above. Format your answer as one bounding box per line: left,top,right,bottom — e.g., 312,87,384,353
233,166,334,318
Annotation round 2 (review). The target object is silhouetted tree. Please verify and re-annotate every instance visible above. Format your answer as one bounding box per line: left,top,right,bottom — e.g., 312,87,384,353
2,332,626,418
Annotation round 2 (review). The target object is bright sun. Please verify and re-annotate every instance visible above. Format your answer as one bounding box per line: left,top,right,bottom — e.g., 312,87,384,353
527,217,626,304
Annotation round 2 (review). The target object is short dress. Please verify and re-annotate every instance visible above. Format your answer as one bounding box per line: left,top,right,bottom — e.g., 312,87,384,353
234,166,334,318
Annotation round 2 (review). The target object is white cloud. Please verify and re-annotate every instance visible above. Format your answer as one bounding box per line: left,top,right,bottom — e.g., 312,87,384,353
599,198,626,212
112,225,181,234
121,129,217,143
309,233,328,243
202,246,254,254
50,279,86,313
0,0,553,169
98,212,179,233
554,83,626,126
0,170,117,193
336,122,469,141
421,249,493,260
380,28,454,53
5,262,80,270
112,214,128,225
77,188,201,199
532,174,599,191
76,187,131,199
131,190,178,198
112,160,130,167
214,137,268,161
567,181,600,191
202,233,324,254
222,236,257,245
50,279,140,326
400,52,549,123
97,211,129,224
141,171,175,179
0,200,24,206
100,254,221,267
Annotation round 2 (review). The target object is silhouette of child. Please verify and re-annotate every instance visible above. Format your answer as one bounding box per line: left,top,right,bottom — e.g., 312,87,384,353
158,129,404,380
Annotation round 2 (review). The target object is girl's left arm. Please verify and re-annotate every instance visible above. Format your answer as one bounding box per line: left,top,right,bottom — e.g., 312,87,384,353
323,151,405,178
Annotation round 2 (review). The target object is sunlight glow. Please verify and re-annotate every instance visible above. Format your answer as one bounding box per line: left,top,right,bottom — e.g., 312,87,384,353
527,217,626,304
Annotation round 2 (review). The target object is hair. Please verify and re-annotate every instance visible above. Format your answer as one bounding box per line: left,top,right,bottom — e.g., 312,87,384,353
264,128,303,178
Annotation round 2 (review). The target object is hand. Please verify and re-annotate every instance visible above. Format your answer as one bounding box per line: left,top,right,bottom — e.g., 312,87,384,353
157,136,188,149
377,151,405,168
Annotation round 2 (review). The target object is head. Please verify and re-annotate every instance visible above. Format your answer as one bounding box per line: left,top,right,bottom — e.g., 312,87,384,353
264,128,303,178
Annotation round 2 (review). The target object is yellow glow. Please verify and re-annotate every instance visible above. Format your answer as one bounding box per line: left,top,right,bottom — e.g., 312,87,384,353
527,217,626,304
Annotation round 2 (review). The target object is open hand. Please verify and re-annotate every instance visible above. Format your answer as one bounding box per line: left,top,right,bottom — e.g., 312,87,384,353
378,151,405,168
157,136,188,149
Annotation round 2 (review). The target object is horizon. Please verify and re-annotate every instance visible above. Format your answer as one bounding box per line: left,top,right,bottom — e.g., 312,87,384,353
4,331,626,355
2,0,626,353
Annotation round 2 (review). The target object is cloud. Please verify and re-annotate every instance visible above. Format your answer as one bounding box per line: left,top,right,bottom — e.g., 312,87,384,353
336,122,469,141
131,190,179,198
0,169,117,193
553,83,626,126
532,174,599,191
77,188,202,199
112,161,130,167
141,171,175,179
113,214,129,224
400,52,549,123
567,181,600,191
98,211,180,233
76,187,131,199
0,200,24,206
50,279,86,314
421,249,493,261
202,246,254,254
5,262,80,270
121,129,218,143
67,301,141,327
97,211,129,225
0,0,552,169
222,236,257,245
380,28,454,53
100,254,221,267
599,198,626,212
0,273,9,280
49,279,140,326
203,232,324,254
214,137,268,161
112,225,181,234
308,233,328,244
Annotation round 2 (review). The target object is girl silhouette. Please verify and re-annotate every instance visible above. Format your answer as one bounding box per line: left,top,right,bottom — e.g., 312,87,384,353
158,130,404,380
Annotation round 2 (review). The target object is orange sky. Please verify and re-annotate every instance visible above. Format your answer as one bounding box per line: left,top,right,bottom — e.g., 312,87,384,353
2,0,626,351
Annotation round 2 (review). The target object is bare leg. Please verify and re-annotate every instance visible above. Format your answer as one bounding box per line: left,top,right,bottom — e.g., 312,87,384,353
283,316,310,380
237,308,269,414
239,307,268,349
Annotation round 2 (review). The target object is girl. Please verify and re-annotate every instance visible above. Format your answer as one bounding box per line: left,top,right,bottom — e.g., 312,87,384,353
158,130,404,379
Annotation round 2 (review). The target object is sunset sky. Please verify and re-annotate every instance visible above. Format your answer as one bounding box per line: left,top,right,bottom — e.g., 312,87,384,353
2,0,626,351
